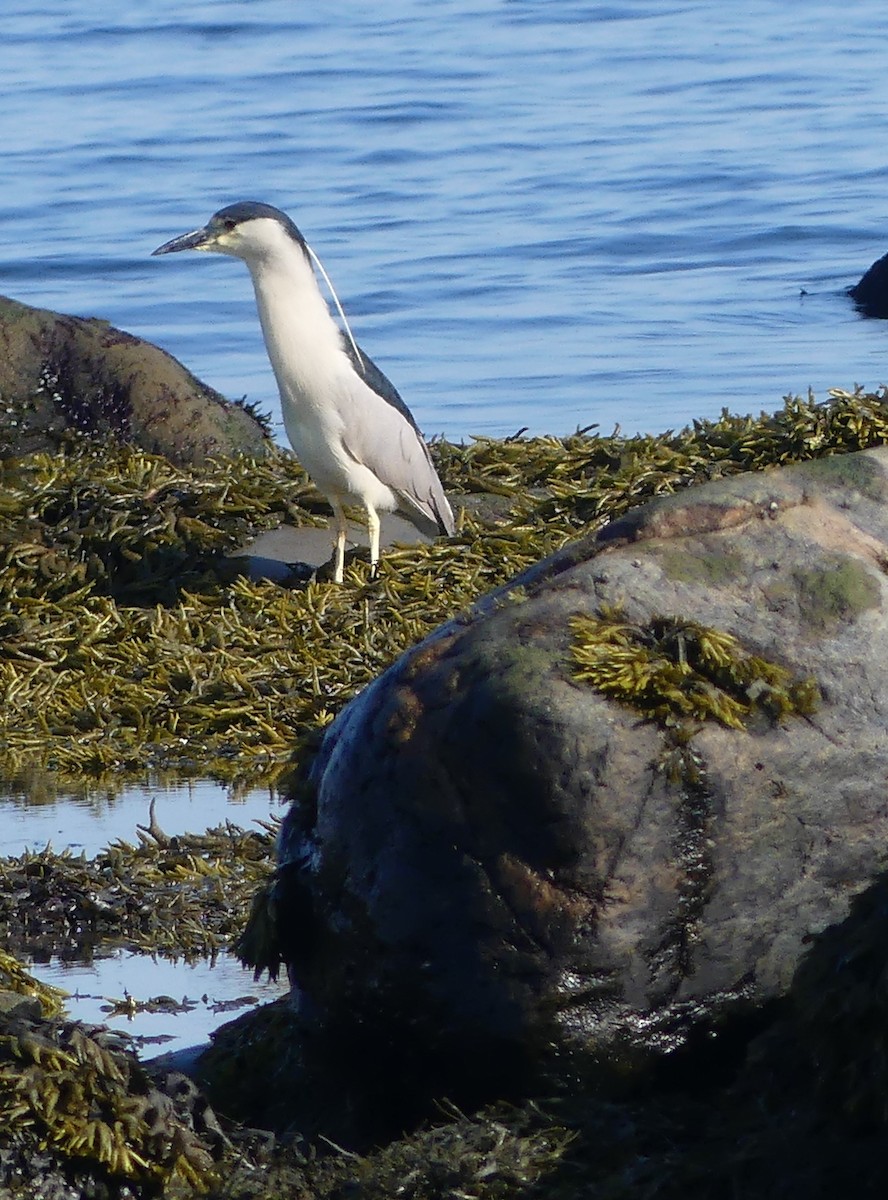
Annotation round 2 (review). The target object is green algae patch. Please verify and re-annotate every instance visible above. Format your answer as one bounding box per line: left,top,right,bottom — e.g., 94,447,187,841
569,609,820,730
0,440,323,604
656,547,746,588
792,449,888,501
0,441,566,787
792,555,882,632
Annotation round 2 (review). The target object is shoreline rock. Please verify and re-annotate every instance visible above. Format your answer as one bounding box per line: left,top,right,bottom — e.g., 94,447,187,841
0,294,270,464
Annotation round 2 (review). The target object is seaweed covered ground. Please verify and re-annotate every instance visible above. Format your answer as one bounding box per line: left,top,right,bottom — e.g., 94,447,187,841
4,388,888,1198
3,386,888,788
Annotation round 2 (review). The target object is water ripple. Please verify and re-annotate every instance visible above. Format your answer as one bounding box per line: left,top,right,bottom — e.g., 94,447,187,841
2,1,888,439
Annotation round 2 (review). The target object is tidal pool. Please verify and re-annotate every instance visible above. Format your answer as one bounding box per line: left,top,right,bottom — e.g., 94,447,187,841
2,776,289,1055
27,947,288,1057
0,775,284,858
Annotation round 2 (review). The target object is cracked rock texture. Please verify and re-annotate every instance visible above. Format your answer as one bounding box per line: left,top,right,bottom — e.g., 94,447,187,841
0,295,269,464
275,447,888,1098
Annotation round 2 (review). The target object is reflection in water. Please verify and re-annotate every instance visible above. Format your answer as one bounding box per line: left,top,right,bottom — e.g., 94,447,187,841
28,947,288,1057
2,776,289,1054
0,775,284,858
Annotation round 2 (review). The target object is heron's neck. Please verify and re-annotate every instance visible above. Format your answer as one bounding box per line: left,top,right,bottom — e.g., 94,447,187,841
245,243,345,404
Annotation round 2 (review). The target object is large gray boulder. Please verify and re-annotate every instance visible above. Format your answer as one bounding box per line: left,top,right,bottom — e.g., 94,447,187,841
270,447,888,1100
0,295,269,464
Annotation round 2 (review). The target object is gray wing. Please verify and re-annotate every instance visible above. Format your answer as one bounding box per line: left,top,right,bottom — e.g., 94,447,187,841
341,335,422,433
338,339,454,537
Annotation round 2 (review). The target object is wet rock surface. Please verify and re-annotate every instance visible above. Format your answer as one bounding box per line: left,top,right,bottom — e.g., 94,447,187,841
269,447,888,1115
0,295,269,464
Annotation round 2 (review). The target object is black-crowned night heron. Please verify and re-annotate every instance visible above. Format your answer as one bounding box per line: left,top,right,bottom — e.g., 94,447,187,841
152,201,455,582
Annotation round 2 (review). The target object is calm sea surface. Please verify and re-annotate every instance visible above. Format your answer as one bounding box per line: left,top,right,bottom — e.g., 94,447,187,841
4,0,888,445
4,1,888,1042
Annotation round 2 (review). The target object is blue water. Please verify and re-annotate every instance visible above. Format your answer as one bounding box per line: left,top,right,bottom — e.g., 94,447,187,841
4,1,888,445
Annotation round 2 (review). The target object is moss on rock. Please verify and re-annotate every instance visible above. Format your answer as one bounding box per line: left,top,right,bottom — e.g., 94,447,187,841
656,547,746,588
792,449,888,500
792,554,882,632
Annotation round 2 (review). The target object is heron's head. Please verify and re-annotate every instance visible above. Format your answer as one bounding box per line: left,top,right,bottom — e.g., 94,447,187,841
152,201,309,265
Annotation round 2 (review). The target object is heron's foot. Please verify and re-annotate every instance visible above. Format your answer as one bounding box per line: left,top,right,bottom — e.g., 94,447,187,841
315,554,345,584
318,545,379,583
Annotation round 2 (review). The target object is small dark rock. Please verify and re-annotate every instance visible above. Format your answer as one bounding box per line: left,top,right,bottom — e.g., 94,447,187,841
848,250,888,318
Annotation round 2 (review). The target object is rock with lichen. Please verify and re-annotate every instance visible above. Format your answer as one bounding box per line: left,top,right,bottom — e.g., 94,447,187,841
254,445,888,1121
0,295,269,464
